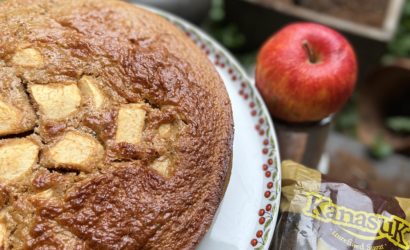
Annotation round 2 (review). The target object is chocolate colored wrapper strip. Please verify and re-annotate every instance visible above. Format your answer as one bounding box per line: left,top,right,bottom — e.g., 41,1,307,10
272,161,410,250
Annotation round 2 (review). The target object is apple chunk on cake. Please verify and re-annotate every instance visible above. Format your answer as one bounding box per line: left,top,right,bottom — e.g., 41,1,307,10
0,69,36,136
0,138,40,183
79,76,107,109
150,156,174,178
0,100,31,137
115,104,146,145
29,83,81,120
11,48,44,68
43,131,104,173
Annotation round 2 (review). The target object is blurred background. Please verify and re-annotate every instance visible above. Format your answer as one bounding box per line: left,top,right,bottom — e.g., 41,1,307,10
130,0,410,197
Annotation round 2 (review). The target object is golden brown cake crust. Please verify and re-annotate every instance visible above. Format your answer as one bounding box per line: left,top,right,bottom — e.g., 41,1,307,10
0,0,234,249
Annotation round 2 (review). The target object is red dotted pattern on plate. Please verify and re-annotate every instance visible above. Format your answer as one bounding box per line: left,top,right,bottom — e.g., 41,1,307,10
183,28,280,250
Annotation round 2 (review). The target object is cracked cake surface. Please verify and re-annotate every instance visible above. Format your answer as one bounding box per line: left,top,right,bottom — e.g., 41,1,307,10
0,0,234,249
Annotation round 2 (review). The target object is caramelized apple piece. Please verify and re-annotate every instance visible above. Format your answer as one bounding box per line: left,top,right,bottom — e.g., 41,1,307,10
33,189,54,200
29,189,55,204
0,138,39,182
158,123,172,138
30,83,81,120
150,157,173,178
115,104,146,144
158,121,184,139
0,98,36,137
79,76,106,109
0,69,36,136
43,131,104,172
11,48,44,68
0,100,24,136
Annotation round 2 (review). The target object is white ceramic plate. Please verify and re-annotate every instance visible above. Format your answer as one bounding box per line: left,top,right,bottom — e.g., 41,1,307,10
141,6,282,250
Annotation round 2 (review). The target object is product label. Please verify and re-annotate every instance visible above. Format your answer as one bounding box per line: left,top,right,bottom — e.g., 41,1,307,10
303,192,410,250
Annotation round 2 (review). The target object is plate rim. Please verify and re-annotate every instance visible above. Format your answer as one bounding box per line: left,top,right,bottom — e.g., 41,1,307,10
134,4,282,249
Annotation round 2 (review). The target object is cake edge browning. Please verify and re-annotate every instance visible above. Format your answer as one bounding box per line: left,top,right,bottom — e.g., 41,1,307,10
142,6,234,249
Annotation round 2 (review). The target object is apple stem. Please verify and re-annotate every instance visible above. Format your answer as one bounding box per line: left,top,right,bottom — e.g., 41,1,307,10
302,41,317,64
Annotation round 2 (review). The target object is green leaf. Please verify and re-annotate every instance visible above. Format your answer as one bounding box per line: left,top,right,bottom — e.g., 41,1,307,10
255,246,264,250
269,195,277,201
233,65,241,74
368,135,393,159
255,98,261,107
209,0,225,22
388,0,410,57
270,137,275,147
386,116,410,133
263,228,271,243
264,218,272,230
271,171,277,180
249,92,254,99
270,205,277,215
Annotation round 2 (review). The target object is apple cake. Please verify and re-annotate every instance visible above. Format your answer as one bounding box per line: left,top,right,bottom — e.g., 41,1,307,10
0,0,234,249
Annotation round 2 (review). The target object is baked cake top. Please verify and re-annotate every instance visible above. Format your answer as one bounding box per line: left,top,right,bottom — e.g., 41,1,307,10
0,0,233,249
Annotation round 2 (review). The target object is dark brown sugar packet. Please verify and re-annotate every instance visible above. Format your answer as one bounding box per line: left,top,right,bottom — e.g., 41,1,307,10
272,161,410,250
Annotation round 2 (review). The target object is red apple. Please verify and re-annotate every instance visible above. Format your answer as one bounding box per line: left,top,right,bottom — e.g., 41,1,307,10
256,22,357,123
